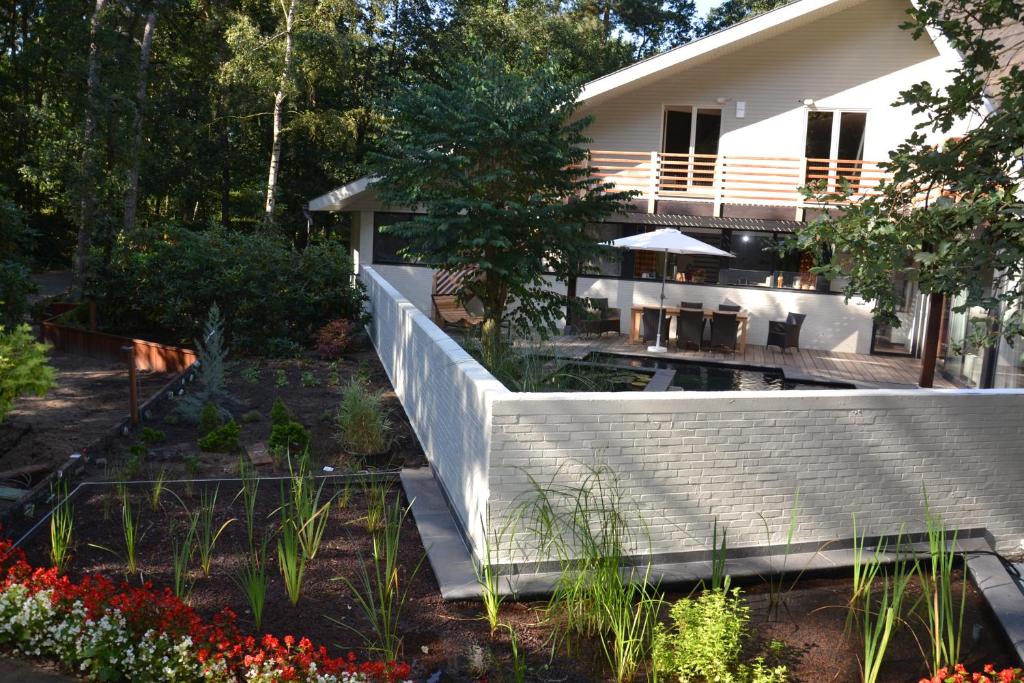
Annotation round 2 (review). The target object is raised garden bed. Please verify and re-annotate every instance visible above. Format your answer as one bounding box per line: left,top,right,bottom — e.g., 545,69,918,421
14,476,1020,682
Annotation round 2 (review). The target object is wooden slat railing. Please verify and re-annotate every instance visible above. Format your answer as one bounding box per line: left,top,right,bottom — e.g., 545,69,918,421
588,150,891,214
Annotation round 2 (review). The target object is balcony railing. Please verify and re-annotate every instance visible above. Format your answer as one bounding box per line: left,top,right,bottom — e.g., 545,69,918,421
588,150,891,217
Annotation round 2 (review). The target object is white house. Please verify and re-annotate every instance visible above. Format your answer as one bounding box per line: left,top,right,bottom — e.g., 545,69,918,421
308,0,975,359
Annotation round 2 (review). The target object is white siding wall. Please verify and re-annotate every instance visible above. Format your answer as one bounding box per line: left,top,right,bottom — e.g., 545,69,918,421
581,0,958,161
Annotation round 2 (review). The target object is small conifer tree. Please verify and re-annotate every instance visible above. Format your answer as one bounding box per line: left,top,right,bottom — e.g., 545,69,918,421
177,304,236,421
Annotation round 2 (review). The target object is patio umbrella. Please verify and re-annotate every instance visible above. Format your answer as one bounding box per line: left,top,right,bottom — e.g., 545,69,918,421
608,228,734,353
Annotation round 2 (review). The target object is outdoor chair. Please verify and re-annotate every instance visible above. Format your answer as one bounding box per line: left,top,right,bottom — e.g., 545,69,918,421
676,308,705,351
718,303,741,312
573,297,621,336
679,300,703,310
641,308,670,345
767,312,806,352
709,311,739,352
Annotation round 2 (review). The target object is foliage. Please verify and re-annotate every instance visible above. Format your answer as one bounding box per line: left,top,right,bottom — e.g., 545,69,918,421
315,319,359,359
140,427,165,446
150,468,168,512
170,513,198,602
0,195,35,329
240,409,262,424
199,402,223,436
331,495,424,662
369,51,633,363
917,501,967,674
271,397,292,426
198,420,242,453
277,494,307,606
195,486,235,576
48,480,74,575
336,380,391,455
285,452,332,560
269,420,310,458
652,588,788,683
0,538,413,681
233,535,269,632
0,324,56,422
90,226,366,353
699,0,788,35
791,1,1024,357
861,563,911,683
177,305,236,422
513,465,661,681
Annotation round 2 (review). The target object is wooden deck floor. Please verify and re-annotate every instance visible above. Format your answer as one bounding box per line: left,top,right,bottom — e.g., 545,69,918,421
550,335,959,389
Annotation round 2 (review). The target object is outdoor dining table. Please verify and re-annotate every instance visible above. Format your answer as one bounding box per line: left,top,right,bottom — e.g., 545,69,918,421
628,306,749,352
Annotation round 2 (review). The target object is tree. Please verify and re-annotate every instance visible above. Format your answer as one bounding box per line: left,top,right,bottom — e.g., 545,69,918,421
699,0,787,36
0,324,55,422
369,52,634,364
790,0,1024,386
123,6,158,234
71,0,109,297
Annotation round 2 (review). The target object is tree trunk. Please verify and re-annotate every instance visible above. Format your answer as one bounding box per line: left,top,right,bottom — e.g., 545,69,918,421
123,9,157,234
918,291,945,388
263,0,297,229
72,0,108,298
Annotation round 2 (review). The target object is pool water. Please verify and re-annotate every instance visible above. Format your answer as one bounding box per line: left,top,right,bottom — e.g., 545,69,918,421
583,353,854,392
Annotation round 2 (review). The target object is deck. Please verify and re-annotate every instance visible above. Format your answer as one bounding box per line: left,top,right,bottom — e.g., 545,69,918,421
549,335,959,389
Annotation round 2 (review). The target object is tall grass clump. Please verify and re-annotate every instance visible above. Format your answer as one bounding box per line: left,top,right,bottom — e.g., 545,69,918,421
336,379,391,455
860,555,911,683
49,479,74,574
473,516,506,635
196,486,235,576
286,450,331,559
234,535,269,630
512,465,661,682
758,490,802,620
332,494,423,662
171,512,198,601
917,499,967,675
277,485,307,606
235,458,259,550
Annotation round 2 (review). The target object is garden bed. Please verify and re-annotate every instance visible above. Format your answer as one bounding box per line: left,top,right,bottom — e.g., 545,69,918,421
15,477,1019,682
0,350,171,488
92,352,425,480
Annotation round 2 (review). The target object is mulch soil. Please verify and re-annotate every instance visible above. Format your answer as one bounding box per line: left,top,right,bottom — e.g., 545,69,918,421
93,352,425,480
0,350,172,484
17,480,1019,683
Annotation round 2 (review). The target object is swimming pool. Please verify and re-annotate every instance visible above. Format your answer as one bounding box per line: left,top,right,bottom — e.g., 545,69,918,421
582,352,855,392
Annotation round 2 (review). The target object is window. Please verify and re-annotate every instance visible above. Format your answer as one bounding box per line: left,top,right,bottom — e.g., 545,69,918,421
804,110,867,188
662,107,722,191
372,212,420,265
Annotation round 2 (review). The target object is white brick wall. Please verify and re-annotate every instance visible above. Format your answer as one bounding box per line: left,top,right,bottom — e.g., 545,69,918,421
362,267,509,555
488,390,1024,562
366,266,1024,567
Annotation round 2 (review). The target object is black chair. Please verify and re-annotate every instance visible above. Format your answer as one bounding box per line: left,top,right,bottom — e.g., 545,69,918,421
767,312,806,352
676,308,705,351
679,300,703,310
718,303,741,312
641,307,670,344
572,297,621,336
710,312,739,352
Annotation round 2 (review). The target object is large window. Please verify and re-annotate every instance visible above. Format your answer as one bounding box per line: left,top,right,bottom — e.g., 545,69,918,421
804,110,868,187
372,213,420,265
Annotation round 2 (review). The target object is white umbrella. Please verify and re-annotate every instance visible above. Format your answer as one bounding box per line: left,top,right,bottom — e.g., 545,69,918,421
608,228,734,353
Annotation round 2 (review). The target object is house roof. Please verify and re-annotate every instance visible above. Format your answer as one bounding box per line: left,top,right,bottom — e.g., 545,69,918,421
307,176,380,212
577,0,868,109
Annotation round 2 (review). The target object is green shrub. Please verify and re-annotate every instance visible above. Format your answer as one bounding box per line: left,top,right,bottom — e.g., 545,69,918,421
0,196,35,329
270,397,291,427
87,224,367,354
140,427,165,445
198,420,241,453
0,324,55,422
269,420,309,457
198,402,222,436
335,380,390,455
240,409,262,424
652,588,788,683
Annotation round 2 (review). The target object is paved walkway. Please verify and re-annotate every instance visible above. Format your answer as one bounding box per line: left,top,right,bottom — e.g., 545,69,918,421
550,335,959,388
